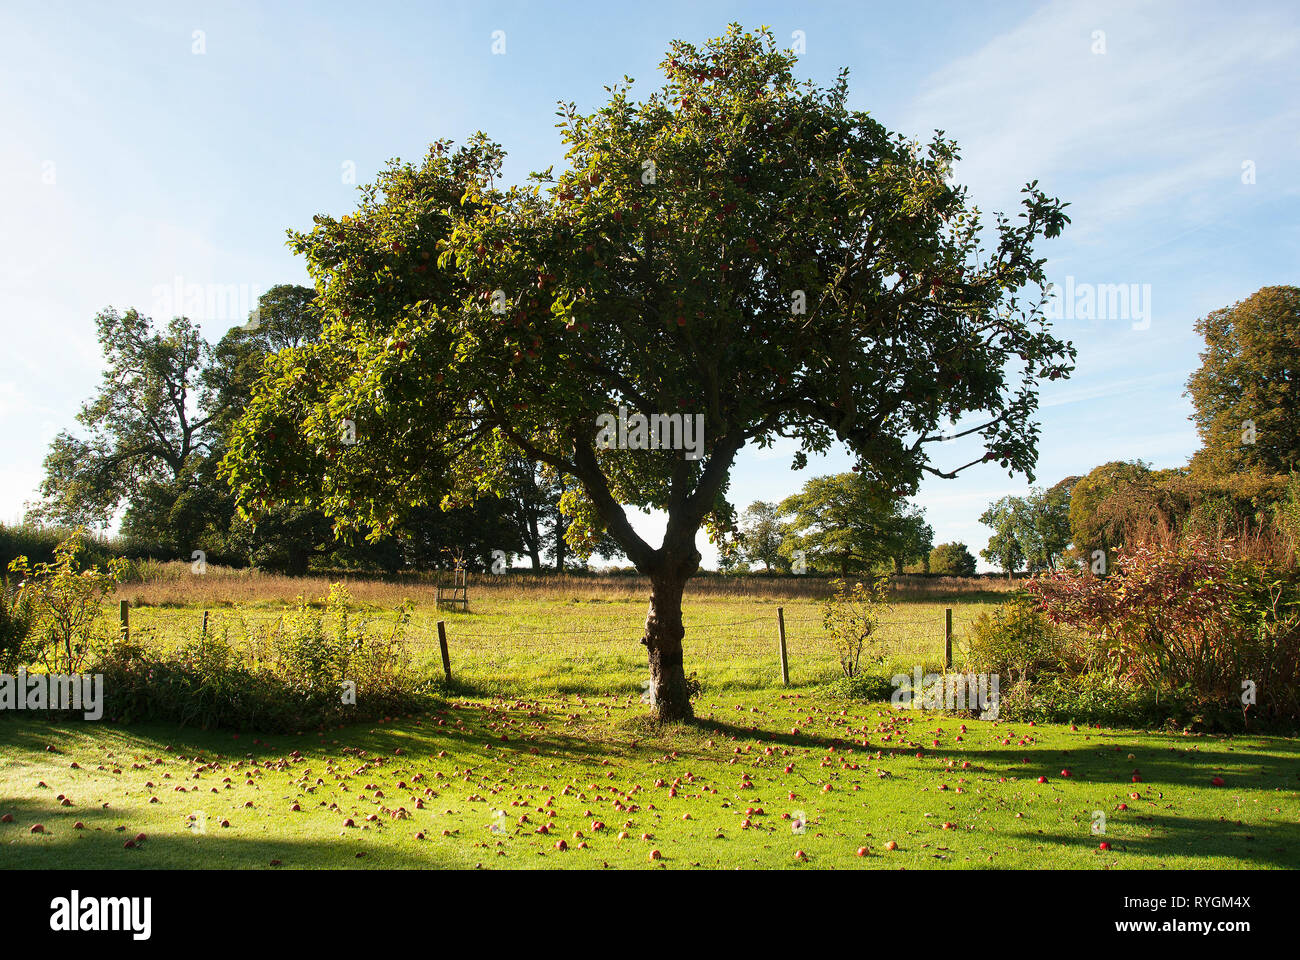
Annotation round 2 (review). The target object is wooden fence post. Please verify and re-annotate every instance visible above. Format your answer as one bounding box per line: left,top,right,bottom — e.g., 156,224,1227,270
201,610,209,638
119,600,129,643
437,620,452,684
777,607,789,686
945,607,953,671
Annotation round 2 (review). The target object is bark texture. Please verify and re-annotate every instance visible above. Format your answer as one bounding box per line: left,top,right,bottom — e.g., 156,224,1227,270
641,548,699,721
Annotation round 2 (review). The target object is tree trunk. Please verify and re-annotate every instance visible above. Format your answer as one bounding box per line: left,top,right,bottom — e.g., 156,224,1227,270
641,548,699,722
287,546,310,576
525,512,541,569
893,556,903,575
562,431,745,723
554,520,566,572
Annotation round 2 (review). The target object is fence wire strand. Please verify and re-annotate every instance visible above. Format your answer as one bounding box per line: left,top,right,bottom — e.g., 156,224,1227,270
124,604,969,664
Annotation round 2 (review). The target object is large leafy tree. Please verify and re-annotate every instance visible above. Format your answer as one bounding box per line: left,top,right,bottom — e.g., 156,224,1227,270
1067,459,1285,562
223,26,1073,720
979,496,1026,578
780,472,932,576
886,504,935,574
203,285,333,570
1067,460,1156,560
736,500,785,571
503,457,623,570
979,482,1073,578
782,474,871,576
504,457,560,570
1033,476,1078,569
1005,480,1075,573
29,309,214,533
205,284,324,435
929,541,977,576
1187,286,1300,475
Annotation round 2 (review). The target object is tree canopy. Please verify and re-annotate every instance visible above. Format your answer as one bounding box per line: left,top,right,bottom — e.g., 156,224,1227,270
222,25,1074,719
1187,286,1300,475
979,496,1026,577
736,500,785,571
978,482,1073,577
929,541,977,576
29,309,213,531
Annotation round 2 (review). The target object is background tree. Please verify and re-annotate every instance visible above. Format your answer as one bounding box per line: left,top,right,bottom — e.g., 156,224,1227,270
929,541,977,576
190,284,327,566
29,309,213,539
715,534,744,573
1187,286,1300,475
1065,460,1286,562
1033,476,1077,568
736,500,785,571
223,26,1074,720
1007,481,1075,573
979,496,1026,578
377,501,525,573
503,458,624,570
503,457,554,570
1066,460,1157,561
1166,468,1287,540
779,472,932,575
884,504,934,574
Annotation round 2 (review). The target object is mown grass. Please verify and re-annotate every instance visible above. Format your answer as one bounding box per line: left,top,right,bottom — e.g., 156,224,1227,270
3,692,1298,870
7,569,1292,870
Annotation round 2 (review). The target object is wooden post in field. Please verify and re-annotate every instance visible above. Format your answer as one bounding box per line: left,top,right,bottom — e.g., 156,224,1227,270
945,608,953,671
119,600,129,642
201,610,209,638
777,607,789,686
437,620,452,684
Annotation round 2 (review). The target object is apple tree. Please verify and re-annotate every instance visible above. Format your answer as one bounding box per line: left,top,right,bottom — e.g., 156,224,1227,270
222,25,1073,721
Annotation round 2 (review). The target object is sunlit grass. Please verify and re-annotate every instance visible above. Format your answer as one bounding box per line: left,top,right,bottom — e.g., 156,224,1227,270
114,578,996,697
3,695,1297,870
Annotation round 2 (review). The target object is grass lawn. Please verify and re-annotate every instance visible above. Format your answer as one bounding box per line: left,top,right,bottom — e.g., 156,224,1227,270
4,689,1298,870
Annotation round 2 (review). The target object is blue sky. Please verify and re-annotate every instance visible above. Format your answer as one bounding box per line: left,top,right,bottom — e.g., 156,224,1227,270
2,0,1297,569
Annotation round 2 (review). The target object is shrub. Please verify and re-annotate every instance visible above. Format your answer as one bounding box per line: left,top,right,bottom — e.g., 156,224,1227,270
1026,537,1300,725
821,672,895,702
994,672,1254,730
1273,472,1300,556
0,578,37,672
964,593,1072,685
993,673,1166,727
821,575,890,678
92,585,435,731
8,531,127,672
255,584,413,702
93,633,272,730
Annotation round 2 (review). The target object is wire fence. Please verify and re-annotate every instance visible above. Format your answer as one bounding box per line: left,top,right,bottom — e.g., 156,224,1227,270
118,600,983,688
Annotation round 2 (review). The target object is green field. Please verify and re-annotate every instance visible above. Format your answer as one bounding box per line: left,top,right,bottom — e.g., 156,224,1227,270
3,584,1297,870
115,578,994,696
4,693,1298,870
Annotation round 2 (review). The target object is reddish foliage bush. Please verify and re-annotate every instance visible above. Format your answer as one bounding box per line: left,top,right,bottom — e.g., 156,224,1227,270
1026,538,1300,724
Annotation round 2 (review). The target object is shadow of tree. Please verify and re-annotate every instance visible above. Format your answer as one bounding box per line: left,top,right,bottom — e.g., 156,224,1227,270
1007,813,1299,869
4,701,1298,870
